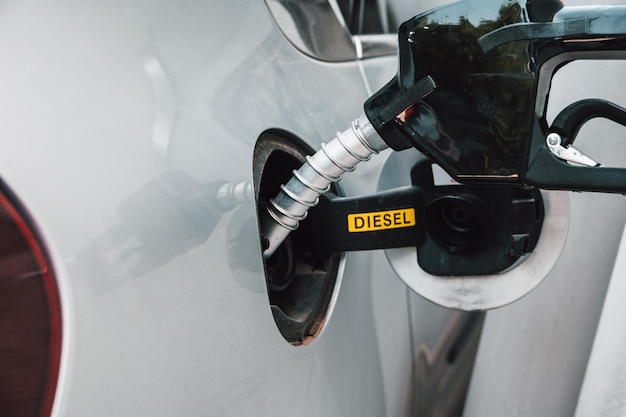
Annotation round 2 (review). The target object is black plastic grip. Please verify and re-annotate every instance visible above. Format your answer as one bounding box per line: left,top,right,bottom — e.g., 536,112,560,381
551,99,626,146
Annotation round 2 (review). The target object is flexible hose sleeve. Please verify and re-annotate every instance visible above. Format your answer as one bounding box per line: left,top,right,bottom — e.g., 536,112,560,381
261,114,387,259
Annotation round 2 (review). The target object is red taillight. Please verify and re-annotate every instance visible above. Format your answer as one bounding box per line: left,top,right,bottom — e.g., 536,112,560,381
0,184,62,417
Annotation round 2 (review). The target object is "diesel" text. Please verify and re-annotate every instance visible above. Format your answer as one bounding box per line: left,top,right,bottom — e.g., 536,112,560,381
347,208,416,233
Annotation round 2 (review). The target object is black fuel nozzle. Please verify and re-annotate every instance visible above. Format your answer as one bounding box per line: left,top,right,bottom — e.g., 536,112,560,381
260,0,626,261
364,0,626,193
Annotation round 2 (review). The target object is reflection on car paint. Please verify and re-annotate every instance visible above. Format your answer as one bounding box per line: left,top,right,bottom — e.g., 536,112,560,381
142,50,176,162
73,171,253,294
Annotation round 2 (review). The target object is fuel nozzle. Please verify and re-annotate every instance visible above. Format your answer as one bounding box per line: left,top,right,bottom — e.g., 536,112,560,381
261,0,626,264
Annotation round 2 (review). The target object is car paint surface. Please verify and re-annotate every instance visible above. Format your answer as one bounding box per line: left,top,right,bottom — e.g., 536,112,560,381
2,0,626,416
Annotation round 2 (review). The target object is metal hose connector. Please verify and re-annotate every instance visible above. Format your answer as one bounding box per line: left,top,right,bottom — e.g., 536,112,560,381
261,113,388,259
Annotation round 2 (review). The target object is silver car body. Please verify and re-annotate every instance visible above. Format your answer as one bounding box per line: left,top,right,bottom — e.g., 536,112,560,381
0,0,625,416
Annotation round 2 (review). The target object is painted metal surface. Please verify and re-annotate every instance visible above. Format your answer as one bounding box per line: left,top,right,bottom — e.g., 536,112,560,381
1,0,624,416
575,222,626,417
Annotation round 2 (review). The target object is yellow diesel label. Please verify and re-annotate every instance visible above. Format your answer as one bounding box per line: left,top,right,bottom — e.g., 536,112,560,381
347,208,416,233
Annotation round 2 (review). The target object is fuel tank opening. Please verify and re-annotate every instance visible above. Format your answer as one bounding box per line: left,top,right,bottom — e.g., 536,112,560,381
253,131,342,345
